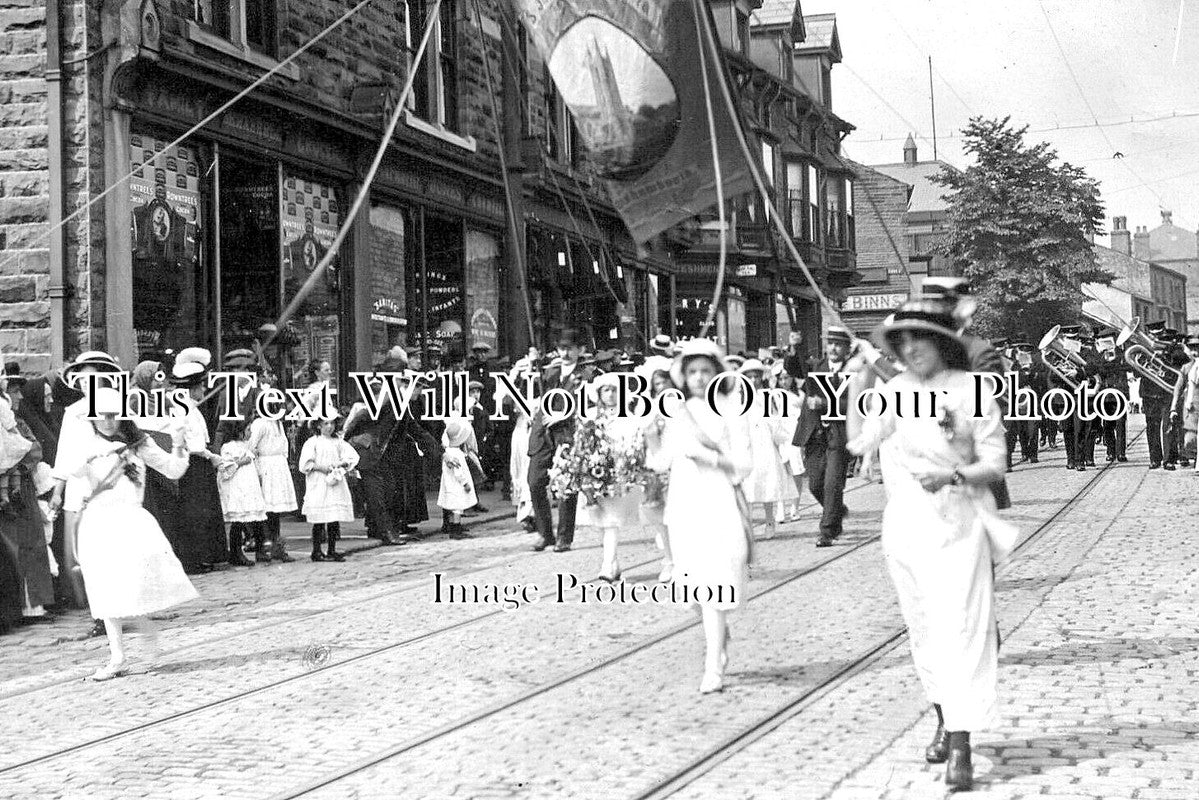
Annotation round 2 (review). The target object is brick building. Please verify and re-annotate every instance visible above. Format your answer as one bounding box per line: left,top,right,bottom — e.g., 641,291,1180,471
1089,219,1188,332
1109,211,1198,332
0,0,681,382
671,1,860,357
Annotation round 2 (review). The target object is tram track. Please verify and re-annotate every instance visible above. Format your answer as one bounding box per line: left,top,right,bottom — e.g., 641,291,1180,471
261,433,1142,800
630,430,1146,800
0,481,878,776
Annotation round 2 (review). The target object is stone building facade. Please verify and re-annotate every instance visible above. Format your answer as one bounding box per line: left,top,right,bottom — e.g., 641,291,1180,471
0,0,681,382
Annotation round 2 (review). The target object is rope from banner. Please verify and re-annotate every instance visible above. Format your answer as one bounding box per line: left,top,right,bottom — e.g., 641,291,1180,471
691,0,845,331
260,0,443,359
467,0,535,344
0,0,380,276
692,0,728,341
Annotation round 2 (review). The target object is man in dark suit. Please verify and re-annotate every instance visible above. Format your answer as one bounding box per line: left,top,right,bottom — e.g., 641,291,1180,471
527,370,583,552
540,329,583,391
1095,331,1131,463
793,325,853,547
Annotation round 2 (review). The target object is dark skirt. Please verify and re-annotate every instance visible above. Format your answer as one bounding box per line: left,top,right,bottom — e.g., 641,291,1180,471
144,468,184,559
175,455,228,568
392,437,429,524
0,472,55,612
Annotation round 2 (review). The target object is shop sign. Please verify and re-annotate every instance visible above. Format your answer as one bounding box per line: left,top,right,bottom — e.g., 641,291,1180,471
470,308,498,352
371,297,406,326
135,84,207,125
285,132,352,175
843,292,908,312
217,110,283,148
736,263,757,277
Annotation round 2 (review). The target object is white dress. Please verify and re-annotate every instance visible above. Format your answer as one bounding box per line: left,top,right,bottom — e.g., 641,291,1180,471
217,441,267,523
73,432,199,619
509,408,533,522
438,447,478,512
848,369,1011,732
647,395,752,610
741,390,799,504
299,436,359,524
577,413,645,530
248,418,298,513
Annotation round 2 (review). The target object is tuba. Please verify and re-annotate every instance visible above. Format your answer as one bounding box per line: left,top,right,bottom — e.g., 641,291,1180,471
1038,325,1088,390
1117,317,1183,392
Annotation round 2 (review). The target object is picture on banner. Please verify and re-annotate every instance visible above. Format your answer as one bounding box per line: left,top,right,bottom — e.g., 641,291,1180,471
129,134,203,355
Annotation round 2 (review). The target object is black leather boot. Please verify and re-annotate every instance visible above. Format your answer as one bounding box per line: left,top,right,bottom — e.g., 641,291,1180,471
228,526,254,567
925,704,949,763
945,732,973,791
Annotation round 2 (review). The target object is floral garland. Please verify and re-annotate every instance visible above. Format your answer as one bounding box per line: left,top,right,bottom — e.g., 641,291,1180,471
548,416,648,505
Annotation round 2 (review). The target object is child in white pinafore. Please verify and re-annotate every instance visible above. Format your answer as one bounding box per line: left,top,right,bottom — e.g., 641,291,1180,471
248,413,298,563
438,419,477,540
217,419,267,566
299,415,359,562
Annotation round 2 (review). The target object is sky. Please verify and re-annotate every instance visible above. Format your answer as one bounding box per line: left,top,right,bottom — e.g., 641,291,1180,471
802,0,1199,239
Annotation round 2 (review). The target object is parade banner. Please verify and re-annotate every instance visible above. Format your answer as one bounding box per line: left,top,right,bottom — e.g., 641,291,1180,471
513,0,755,243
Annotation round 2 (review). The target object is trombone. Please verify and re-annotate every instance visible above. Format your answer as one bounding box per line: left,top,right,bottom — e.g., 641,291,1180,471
1037,325,1088,391
1117,317,1183,393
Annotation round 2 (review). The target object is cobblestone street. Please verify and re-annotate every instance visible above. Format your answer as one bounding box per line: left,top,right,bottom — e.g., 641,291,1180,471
1,418,1196,799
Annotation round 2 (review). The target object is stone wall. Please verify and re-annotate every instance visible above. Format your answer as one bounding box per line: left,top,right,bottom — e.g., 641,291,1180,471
851,163,909,285
0,0,50,373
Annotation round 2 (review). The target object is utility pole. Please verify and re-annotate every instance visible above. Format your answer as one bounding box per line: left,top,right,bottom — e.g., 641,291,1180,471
929,56,938,160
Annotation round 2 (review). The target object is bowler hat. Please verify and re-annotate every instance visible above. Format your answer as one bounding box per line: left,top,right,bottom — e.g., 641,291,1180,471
2,362,24,388
648,334,673,354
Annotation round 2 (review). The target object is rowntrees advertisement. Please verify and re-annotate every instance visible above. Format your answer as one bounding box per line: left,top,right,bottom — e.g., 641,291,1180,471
515,0,754,242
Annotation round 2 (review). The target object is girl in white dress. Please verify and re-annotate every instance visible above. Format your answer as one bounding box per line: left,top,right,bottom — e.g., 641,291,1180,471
248,385,298,563
438,419,478,538
506,392,535,531
63,388,198,680
299,415,359,562
636,358,674,582
774,368,807,522
845,300,1012,792
645,339,752,694
737,359,797,539
217,419,267,566
575,371,646,582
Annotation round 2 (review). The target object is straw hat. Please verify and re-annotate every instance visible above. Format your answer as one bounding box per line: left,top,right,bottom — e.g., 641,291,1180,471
170,360,208,388
874,298,969,370
670,338,725,390
444,418,472,448
63,350,121,379
738,358,768,375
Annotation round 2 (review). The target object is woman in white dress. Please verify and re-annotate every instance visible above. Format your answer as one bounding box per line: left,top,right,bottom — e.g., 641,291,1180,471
737,359,797,538
845,300,1012,792
645,339,752,694
575,371,646,582
63,388,198,680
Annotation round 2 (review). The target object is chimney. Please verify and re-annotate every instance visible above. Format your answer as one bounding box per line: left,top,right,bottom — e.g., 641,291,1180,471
1111,215,1130,255
903,133,917,165
1133,225,1151,261
1162,209,1173,226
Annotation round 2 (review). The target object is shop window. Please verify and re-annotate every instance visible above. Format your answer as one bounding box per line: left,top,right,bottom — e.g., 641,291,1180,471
129,134,208,359
410,214,466,363
543,64,582,167
465,229,502,356
219,157,279,360
408,0,459,134
280,172,343,391
368,204,412,363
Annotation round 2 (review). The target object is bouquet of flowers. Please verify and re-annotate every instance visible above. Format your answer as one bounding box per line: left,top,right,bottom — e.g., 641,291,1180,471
548,418,648,505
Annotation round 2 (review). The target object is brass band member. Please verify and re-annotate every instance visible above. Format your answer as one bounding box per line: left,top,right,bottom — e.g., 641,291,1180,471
1009,342,1047,464
1141,321,1176,470
1094,329,1131,463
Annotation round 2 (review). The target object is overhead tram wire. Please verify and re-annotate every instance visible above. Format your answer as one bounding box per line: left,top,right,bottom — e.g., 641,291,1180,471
259,0,443,355
466,0,535,343
692,0,729,340
857,109,1199,143
0,0,380,276
1035,0,1166,208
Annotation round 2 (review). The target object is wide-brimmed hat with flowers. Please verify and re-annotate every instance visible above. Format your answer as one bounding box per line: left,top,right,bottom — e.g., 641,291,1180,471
875,298,970,370
670,338,725,390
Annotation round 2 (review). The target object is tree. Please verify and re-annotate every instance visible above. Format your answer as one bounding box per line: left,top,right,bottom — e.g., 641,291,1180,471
931,117,1112,339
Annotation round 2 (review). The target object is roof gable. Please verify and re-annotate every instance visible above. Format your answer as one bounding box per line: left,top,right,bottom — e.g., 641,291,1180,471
753,0,804,39
795,13,841,62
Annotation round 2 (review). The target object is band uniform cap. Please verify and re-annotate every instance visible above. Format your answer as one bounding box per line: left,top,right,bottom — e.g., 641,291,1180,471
649,334,673,353
63,350,122,378
921,276,971,296
1010,341,1033,351
1144,320,1167,332
992,337,1010,349
425,342,444,354
875,299,970,369
1161,327,1180,338
1185,335,1199,347
825,326,853,345
170,360,207,387
1058,324,1082,336
670,338,726,390
175,347,212,367
738,358,768,375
